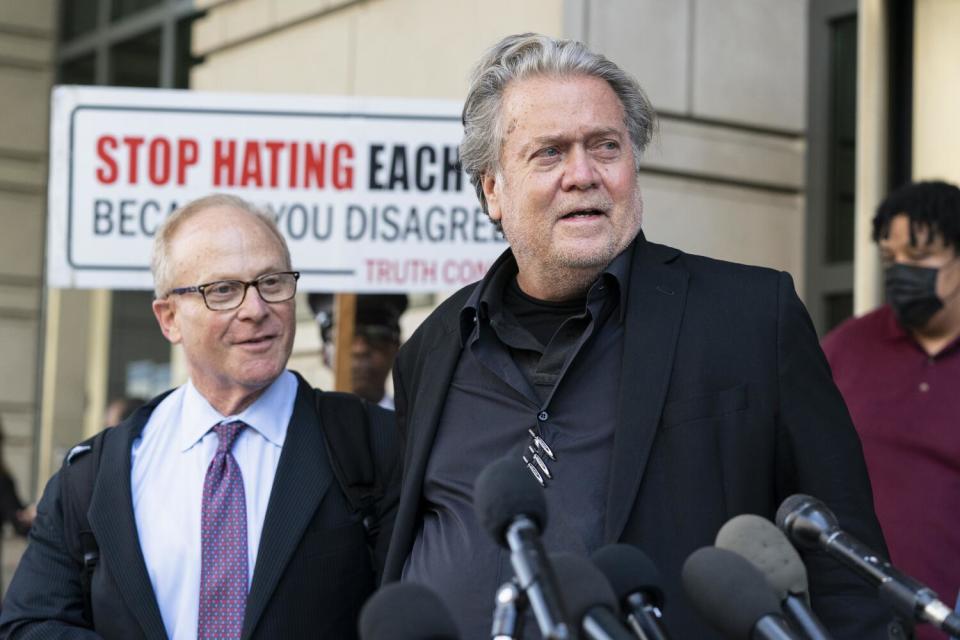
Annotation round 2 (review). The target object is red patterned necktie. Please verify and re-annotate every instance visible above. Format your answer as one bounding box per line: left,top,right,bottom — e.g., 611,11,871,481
198,420,248,640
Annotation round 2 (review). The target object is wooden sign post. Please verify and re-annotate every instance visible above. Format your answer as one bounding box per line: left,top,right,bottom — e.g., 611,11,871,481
333,293,357,392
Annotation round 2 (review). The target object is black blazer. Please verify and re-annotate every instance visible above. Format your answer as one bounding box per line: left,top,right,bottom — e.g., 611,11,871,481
384,235,895,639
1,375,399,640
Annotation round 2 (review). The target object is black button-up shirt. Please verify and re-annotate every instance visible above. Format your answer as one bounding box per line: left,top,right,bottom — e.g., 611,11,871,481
403,245,632,640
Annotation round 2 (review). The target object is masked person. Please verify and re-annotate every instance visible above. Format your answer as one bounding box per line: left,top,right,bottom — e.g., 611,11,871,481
308,293,408,410
823,180,960,640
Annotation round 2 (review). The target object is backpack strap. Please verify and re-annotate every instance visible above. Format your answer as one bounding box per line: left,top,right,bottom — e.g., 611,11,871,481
60,429,109,625
314,391,382,533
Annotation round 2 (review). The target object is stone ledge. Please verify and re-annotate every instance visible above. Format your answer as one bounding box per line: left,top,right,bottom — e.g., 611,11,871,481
642,115,804,193
194,0,362,56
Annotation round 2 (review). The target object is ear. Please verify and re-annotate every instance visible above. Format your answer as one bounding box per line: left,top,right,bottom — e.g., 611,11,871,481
152,298,182,344
482,173,503,224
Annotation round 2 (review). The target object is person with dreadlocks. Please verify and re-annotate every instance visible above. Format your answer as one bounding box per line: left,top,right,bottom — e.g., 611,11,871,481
823,180,960,640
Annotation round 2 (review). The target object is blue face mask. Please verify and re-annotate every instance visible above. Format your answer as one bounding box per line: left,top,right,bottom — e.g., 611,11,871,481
884,263,943,328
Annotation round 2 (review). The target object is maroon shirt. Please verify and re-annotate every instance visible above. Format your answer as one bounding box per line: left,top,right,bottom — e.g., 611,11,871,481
823,305,960,640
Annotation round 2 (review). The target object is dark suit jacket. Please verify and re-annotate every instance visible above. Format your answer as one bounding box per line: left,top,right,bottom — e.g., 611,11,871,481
384,235,895,639
0,375,399,640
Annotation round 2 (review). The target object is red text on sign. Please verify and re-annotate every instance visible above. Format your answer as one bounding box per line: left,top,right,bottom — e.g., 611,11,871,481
364,258,488,286
95,135,199,186
212,140,354,190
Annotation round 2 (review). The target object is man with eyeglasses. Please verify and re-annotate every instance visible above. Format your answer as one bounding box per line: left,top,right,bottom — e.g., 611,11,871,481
307,293,408,409
1,194,399,639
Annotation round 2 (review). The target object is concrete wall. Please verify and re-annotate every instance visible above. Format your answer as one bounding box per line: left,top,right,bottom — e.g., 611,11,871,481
0,0,54,497
913,0,960,184
192,0,563,99
0,0,55,588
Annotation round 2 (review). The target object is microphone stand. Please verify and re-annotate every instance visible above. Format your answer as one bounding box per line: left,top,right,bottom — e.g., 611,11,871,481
779,595,832,640
624,592,671,640
492,581,526,640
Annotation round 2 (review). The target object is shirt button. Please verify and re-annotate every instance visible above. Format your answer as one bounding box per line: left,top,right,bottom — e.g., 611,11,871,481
919,382,930,393
538,411,549,421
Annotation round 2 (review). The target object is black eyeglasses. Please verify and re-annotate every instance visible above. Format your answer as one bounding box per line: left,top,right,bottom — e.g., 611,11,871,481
167,271,300,311
321,323,400,350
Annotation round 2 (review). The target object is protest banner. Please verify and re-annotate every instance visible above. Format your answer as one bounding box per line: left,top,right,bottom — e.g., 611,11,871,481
47,86,507,292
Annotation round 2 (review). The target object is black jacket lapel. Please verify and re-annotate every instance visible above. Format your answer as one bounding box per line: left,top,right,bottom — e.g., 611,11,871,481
88,407,169,639
241,379,333,639
604,236,689,541
382,309,465,580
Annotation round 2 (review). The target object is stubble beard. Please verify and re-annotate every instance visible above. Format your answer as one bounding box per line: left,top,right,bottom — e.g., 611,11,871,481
504,188,643,298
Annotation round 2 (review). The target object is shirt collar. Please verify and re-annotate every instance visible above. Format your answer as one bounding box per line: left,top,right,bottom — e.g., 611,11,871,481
881,304,910,342
460,249,516,345
459,242,634,345
604,241,633,323
179,370,296,452
881,303,960,357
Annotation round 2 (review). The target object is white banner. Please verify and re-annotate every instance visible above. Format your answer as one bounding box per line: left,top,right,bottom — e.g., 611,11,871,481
47,86,507,292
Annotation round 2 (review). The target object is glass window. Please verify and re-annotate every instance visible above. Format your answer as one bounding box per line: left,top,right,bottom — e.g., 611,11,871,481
174,17,197,89
61,0,99,39
107,292,173,403
111,0,164,22
109,29,161,87
825,16,857,264
824,292,854,332
59,54,97,85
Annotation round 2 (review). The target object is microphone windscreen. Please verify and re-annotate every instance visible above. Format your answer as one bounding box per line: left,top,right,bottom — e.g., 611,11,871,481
715,514,808,599
359,582,460,640
775,493,821,531
549,552,620,623
473,456,548,545
682,546,783,639
550,553,620,626
591,543,665,609
775,494,841,552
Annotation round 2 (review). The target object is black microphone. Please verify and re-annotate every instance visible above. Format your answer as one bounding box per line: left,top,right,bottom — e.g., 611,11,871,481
358,582,460,640
474,457,572,640
683,547,802,639
777,494,960,636
717,514,833,640
592,544,673,640
549,552,636,640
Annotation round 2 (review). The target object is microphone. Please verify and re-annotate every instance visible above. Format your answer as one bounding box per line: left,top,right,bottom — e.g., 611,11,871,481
591,544,673,640
549,552,636,640
358,582,460,640
716,514,833,640
682,547,802,639
474,457,572,640
777,494,960,636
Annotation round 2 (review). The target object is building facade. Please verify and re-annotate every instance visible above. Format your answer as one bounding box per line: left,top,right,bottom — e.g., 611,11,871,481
1,0,958,586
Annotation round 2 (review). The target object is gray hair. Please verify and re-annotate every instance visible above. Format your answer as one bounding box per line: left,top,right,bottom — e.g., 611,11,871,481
460,33,657,215
151,193,291,297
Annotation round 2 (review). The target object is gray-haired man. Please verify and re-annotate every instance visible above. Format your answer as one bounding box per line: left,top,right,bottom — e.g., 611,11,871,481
383,33,895,639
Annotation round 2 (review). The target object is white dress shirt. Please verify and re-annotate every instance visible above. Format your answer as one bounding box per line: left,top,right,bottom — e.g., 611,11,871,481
131,370,297,640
